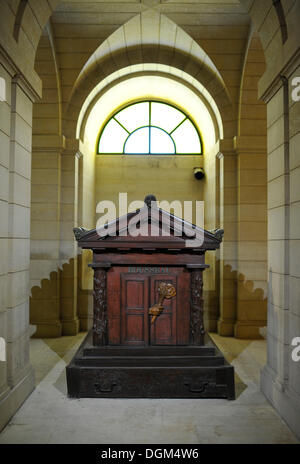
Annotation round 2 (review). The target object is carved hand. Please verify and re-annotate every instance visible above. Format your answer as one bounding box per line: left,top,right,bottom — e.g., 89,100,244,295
149,282,176,324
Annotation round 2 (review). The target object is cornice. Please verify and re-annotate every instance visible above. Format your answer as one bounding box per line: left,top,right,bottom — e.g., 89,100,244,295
0,44,42,102
260,47,300,103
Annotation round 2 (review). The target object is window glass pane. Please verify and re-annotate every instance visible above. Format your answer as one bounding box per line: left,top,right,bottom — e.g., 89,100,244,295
98,119,128,153
172,119,201,154
151,102,185,133
124,127,150,154
115,102,149,132
98,101,202,156
150,127,175,154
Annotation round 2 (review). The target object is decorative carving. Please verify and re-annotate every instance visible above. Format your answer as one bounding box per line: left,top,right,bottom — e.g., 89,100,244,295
211,228,224,241
149,282,176,324
184,382,209,394
190,270,205,345
73,227,89,241
144,194,157,209
93,269,108,346
94,372,119,394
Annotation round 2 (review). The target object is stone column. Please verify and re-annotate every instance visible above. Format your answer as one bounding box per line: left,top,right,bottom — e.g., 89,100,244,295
203,146,220,333
234,136,268,339
59,140,81,335
0,68,36,430
0,59,12,424
261,52,300,439
288,60,300,435
6,76,35,390
217,143,238,336
30,135,65,337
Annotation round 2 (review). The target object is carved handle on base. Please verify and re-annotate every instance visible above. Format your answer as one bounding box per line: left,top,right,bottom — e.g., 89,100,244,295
94,382,117,394
184,382,209,394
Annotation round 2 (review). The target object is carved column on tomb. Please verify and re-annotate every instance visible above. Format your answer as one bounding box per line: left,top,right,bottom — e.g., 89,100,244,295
93,267,110,346
190,269,205,346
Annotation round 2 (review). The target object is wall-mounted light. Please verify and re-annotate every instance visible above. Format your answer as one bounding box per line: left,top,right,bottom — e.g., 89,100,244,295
194,167,205,180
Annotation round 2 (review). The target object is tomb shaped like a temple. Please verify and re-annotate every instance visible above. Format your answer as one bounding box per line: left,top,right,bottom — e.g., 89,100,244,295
67,195,235,399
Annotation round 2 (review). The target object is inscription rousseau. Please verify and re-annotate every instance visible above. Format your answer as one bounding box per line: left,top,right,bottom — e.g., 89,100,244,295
128,266,169,274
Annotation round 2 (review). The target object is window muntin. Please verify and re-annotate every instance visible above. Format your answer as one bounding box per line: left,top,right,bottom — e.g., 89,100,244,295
98,101,202,155
149,127,176,154
151,102,185,133
98,119,128,153
115,101,149,132
124,127,150,154
171,119,201,154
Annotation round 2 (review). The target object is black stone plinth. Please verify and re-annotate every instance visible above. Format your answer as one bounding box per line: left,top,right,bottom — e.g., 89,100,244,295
66,331,235,400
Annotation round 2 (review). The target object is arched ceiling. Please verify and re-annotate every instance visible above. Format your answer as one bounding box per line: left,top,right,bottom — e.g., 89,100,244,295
77,9,224,84
3,0,298,101
30,0,266,144
14,0,297,146
61,10,233,140
76,64,224,143
83,74,219,154
48,0,251,109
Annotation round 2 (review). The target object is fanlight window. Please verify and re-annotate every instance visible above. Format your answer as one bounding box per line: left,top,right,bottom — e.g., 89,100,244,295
98,101,203,155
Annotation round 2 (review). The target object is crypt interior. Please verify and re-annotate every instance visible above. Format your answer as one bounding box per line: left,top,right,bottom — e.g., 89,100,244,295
0,0,299,443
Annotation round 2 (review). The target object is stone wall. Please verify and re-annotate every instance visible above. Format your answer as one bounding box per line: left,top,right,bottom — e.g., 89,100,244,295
0,0,299,440
0,56,35,432
261,51,300,441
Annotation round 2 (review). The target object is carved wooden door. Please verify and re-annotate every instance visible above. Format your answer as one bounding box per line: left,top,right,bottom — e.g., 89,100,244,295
120,273,179,346
121,274,149,346
108,266,190,346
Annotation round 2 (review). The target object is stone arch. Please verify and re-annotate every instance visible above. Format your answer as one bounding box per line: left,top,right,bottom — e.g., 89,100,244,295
272,0,288,44
13,0,29,41
17,1,283,68
64,51,235,138
238,0,299,91
238,33,267,139
76,68,224,146
239,0,286,47
33,22,62,137
62,10,233,140
3,0,295,99
63,45,234,141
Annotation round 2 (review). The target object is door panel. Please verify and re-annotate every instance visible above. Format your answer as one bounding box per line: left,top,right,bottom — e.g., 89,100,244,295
109,266,190,346
121,274,149,345
175,269,191,345
150,275,177,345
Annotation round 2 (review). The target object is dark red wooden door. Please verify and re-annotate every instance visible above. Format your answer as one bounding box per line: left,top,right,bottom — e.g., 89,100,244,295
108,266,190,346
121,274,149,345
120,273,177,346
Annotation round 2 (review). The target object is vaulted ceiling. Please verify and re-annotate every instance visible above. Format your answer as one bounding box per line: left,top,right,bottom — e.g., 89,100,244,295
35,0,252,117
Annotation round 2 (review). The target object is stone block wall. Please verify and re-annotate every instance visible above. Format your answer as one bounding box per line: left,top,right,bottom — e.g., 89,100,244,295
0,59,35,432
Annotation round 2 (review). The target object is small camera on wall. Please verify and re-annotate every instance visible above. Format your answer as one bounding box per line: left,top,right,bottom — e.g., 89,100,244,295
194,167,205,180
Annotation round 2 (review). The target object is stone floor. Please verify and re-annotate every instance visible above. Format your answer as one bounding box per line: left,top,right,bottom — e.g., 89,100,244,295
0,333,298,444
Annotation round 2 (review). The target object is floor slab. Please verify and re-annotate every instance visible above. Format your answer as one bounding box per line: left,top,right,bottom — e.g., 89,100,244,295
0,333,298,444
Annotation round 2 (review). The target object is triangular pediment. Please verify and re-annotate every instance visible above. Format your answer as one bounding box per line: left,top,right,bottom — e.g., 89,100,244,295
74,197,224,251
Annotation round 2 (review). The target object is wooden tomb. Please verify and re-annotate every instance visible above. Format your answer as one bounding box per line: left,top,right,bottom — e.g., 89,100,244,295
66,195,235,399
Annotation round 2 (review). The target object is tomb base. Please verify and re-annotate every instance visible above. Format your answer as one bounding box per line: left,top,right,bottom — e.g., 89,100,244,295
66,331,235,400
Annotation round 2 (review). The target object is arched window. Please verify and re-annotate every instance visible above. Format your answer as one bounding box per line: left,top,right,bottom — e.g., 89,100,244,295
97,101,203,155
